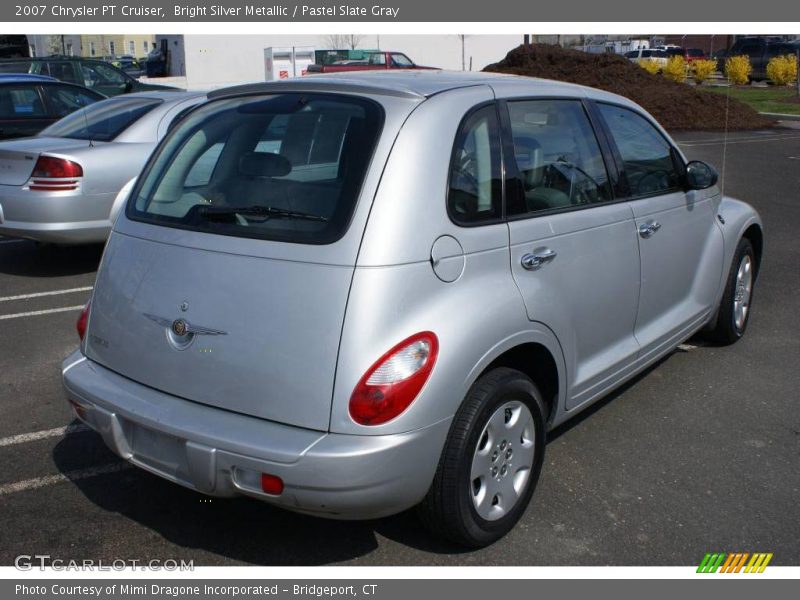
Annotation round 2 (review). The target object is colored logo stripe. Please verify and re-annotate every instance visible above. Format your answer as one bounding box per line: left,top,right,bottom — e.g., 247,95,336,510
697,552,773,573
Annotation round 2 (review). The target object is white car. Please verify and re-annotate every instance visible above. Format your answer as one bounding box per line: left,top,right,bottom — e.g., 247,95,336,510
624,48,669,69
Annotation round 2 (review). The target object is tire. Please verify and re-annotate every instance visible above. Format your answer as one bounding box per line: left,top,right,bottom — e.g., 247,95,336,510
706,237,756,345
418,367,546,548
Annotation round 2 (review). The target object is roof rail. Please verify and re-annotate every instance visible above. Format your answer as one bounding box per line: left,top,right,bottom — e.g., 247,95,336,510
207,79,424,101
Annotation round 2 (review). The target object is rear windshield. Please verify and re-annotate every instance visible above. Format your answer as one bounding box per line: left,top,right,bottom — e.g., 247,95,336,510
126,93,383,245
41,97,162,142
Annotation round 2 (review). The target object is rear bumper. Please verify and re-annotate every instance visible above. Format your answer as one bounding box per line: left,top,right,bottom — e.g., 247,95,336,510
61,350,450,520
0,187,110,244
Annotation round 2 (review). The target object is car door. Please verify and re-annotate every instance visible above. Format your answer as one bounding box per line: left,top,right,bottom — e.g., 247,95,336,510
0,84,52,139
596,102,723,359
502,98,641,409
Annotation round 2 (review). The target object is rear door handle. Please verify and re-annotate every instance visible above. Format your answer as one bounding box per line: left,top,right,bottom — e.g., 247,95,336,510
521,248,557,270
638,221,661,238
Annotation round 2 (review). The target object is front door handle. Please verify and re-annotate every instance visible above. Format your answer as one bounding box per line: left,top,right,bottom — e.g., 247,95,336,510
638,221,661,238
521,248,557,270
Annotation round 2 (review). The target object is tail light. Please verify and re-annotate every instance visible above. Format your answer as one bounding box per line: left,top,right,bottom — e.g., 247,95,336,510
349,332,438,426
29,156,83,191
76,300,90,341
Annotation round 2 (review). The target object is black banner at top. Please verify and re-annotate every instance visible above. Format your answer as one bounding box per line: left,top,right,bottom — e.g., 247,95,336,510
4,0,800,22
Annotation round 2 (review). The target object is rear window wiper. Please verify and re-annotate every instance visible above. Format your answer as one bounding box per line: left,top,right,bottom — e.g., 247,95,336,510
197,205,328,223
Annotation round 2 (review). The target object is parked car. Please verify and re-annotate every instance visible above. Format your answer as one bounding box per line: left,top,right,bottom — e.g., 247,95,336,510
0,74,105,140
112,55,145,78
306,51,436,73
664,47,708,64
624,48,669,69
721,38,799,80
0,91,206,244
62,71,762,547
0,56,180,96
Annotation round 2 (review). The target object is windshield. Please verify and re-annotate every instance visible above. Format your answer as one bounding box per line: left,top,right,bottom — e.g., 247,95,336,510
126,93,383,245
40,97,162,142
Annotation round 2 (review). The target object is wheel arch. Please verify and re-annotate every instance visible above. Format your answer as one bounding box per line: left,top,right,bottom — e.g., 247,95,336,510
742,222,763,278
466,328,567,428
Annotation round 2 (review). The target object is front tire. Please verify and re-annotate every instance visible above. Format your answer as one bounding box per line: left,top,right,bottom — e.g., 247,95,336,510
418,367,546,547
707,237,756,344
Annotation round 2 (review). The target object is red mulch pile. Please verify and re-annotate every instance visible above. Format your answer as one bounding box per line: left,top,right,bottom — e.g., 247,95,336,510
483,44,773,131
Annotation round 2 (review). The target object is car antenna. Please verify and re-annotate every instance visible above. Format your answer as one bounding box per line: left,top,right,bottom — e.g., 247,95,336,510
721,64,730,198
81,99,93,147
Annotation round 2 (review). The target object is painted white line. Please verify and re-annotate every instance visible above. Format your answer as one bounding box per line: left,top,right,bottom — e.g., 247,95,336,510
0,463,130,496
0,424,90,448
0,286,93,303
0,305,84,321
679,135,800,147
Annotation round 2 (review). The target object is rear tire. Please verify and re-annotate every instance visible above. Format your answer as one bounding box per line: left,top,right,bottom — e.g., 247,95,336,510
706,238,756,345
418,367,546,548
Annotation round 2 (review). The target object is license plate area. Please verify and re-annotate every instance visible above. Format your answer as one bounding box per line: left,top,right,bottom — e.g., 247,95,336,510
127,421,188,480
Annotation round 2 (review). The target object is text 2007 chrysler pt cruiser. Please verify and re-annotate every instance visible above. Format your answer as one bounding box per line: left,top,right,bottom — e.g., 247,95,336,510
62,72,763,547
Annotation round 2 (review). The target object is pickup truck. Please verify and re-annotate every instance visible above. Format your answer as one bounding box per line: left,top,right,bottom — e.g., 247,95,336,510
306,51,436,74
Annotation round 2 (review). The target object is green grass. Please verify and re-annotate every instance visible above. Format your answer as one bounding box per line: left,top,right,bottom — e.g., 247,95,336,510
701,85,800,115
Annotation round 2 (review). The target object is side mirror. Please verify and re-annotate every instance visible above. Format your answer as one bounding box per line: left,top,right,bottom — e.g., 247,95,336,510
685,160,718,190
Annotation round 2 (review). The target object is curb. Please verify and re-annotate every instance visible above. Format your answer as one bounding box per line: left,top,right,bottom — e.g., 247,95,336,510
760,112,800,121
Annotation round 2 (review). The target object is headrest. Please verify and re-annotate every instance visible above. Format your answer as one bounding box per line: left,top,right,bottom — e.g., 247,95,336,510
238,152,291,178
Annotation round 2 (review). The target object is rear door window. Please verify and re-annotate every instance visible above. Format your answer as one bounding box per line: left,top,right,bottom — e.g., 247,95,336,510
127,93,383,245
505,99,612,215
45,61,81,84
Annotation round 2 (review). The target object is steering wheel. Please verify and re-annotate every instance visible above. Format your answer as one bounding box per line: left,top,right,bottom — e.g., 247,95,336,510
637,171,671,195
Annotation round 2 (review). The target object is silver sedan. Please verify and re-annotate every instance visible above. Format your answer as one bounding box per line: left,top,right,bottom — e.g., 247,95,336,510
0,91,206,244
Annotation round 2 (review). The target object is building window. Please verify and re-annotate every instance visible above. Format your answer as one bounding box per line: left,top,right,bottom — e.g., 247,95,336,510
143,40,149,54
128,40,135,55
108,40,115,56
66,43,73,57
89,41,96,57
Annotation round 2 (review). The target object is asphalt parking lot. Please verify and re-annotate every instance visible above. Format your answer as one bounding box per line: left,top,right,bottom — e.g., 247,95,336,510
0,126,798,566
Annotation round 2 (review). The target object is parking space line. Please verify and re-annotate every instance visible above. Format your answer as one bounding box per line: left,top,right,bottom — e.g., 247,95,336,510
0,424,90,448
0,463,130,497
0,286,93,303
679,134,800,147
0,305,85,321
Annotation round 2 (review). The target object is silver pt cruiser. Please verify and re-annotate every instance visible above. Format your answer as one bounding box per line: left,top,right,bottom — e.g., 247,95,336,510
62,72,763,547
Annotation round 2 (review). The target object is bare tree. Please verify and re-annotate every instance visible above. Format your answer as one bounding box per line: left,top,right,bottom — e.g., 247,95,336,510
323,34,364,50
46,35,64,55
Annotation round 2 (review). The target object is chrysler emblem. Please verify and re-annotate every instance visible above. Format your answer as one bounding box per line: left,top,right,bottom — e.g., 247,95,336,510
144,313,227,337
172,319,188,336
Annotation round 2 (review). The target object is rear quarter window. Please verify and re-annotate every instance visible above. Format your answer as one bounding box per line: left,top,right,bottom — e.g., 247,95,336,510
127,93,383,245
0,86,46,118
